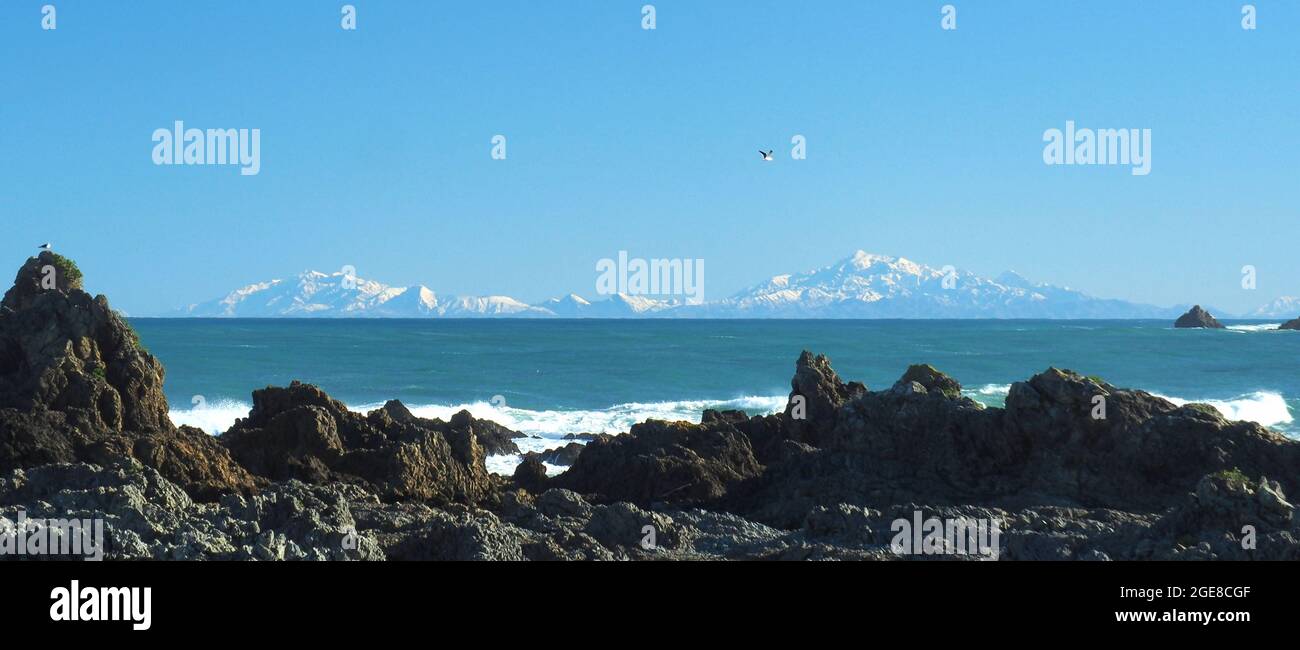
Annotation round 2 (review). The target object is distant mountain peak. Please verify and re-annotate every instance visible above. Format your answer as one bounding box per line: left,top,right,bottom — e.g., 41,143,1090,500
994,270,1035,289
172,251,1197,319
1252,296,1300,318
847,250,891,266
543,293,591,306
716,251,1181,319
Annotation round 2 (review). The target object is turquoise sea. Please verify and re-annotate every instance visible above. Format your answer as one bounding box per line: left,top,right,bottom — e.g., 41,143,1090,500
131,319,1300,471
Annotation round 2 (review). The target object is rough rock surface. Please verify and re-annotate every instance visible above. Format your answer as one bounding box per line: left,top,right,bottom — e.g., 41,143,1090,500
1279,317,1300,331
0,252,170,432
0,460,382,560
537,442,584,466
552,417,763,507
783,351,865,445
512,454,548,494
220,383,501,506
734,365,1300,527
1174,305,1225,329
6,460,1294,561
0,253,258,500
895,364,962,398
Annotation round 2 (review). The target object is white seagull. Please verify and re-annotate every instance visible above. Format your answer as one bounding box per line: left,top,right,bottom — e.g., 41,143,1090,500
38,243,52,252
759,150,774,161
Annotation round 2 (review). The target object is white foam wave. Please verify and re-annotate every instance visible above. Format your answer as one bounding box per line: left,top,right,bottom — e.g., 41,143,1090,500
1226,323,1282,332
170,394,789,474
963,384,1011,408
376,395,787,438
961,384,1293,430
167,389,1294,474
169,399,252,435
1155,391,1294,428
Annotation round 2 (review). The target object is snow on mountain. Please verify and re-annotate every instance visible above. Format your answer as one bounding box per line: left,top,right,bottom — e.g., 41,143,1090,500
179,271,441,318
171,252,1198,319
438,295,550,318
582,293,674,317
708,251,1181,319
537,294,591,317
533,293,675,318
1251,296,1300,318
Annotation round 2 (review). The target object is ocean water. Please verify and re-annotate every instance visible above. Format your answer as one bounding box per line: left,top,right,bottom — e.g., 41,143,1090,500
131,319,1300,474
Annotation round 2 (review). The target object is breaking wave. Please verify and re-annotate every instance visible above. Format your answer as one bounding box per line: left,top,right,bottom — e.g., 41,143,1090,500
170,394,788,475
964,384,1294,432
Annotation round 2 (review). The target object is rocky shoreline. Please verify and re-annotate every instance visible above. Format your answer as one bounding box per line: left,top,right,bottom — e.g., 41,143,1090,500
2,253,1298,560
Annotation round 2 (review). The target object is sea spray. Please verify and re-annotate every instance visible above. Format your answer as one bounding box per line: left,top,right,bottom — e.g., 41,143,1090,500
964,385,1295,433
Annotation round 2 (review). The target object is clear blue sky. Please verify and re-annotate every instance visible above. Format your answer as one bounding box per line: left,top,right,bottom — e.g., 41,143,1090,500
3,1,1296,315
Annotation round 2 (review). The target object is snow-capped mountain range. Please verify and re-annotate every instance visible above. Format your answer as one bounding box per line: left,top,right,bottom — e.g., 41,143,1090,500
168,251,1291,319
1250,296,1300,319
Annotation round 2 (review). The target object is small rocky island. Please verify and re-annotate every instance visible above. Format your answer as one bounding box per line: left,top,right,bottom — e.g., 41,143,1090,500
1174,305,1226,329
2,253,1298,560
1280,317,1300,331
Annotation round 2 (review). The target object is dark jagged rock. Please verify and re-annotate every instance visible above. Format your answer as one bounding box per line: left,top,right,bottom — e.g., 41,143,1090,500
0,460,382,560
449,410,522,456
1174,305,1225,329
0,253,258,500
783,351,865,444
359,401,519,456
222,383,501,506
735,360,1300,529
1280,317,1300,331
10,458,1296,561
512,454,548,494
701,409,749,426
218,402,342,483
552,418,763,507
894,364,962,398
537,442,585,467
1002,368,1299,509
1,252,170,431
1144,471,1298,560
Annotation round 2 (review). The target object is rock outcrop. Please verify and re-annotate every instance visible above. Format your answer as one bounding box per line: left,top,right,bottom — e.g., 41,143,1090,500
511,454,548,494
1280,317,1300,330
552,417,763,507
0,460,382,560
735,362,1300,527
0,253,258,500
537,442,585,466
1174,305,1226,328
895,363,962,398
0,252,170,432
7,460,1294,561
783,351,865,443
220,382,501,506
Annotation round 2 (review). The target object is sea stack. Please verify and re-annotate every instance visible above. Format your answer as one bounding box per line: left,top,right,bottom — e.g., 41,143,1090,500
0,252,260,499
1174,305,1225,329
1280,317,1300,331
